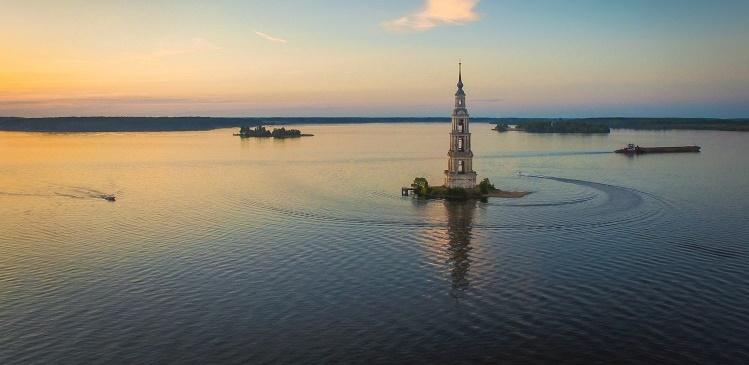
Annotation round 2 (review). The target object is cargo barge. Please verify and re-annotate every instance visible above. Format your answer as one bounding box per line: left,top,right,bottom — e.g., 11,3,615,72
615,144,701,154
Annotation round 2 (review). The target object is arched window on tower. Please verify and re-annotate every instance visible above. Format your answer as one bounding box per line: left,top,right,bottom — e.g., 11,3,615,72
458,160,464,173
458,137,464,151
458,120,464,132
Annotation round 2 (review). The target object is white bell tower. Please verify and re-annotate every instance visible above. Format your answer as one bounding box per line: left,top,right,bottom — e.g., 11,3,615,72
444,62,477,189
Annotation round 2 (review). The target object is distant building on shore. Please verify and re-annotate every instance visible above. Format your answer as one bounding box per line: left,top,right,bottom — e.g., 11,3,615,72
444,62,477,189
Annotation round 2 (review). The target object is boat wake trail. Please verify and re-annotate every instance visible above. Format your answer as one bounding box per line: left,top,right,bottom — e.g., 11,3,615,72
62,186,118,201
472,173,670,231
0,186,118,202
0,191,55,198
522,174,643,209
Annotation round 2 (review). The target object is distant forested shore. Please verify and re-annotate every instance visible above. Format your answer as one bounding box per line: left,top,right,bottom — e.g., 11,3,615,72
501,118,749,132
0,117,458,132
0,116,747,132
504,121,611,134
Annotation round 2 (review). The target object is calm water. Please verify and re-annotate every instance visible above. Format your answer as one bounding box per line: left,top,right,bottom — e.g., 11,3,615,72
1,123,748,364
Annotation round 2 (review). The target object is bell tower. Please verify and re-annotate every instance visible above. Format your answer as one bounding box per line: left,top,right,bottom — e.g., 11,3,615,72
444,62,477,189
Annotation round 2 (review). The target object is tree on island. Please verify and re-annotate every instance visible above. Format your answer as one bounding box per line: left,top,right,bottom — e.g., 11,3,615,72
271,127,302,138
239,125,272,137
478,178,495,194
412,177,432,196
237,125,306,138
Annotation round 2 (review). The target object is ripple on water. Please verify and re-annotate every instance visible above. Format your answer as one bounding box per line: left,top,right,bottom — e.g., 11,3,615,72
237,175,673,237
3,161,749,365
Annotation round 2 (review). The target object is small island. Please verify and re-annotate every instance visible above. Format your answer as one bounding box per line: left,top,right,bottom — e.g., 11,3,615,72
407,177,530,201
495,120,610,134
235,125,313,138
493,123,510,132
402,64,531,202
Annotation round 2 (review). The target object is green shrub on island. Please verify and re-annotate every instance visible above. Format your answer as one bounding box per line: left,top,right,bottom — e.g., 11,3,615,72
237,125,305,138
478,178,496,194
412,177,432,196
515,121,610,134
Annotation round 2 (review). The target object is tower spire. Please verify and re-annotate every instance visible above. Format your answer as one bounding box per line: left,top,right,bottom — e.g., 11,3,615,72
455,61,465,97
457,61,463,89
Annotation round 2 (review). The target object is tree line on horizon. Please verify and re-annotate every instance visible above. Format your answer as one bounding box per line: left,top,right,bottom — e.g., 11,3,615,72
0,116,747,132
510,120,611,133
500,117,749,131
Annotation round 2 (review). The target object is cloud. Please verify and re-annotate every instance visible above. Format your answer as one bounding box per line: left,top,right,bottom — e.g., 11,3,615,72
0,95,242,107
255,31,288,43
128,38,221,61
382,0,480,32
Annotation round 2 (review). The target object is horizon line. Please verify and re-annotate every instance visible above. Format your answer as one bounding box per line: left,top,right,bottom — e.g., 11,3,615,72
2,116,748,120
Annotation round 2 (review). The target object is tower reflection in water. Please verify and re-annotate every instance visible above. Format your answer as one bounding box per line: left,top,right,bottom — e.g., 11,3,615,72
444,200,477,299
413,199,479,299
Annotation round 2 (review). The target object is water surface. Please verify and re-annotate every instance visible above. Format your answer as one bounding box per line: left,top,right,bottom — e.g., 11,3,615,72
1,124,748,364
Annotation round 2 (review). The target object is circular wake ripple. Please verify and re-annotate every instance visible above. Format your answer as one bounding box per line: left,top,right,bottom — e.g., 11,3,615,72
240,176,673,233
487,193,596,207
476,175,673,232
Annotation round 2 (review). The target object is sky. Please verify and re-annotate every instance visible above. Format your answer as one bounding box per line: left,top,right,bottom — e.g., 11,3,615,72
1,0,748,118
